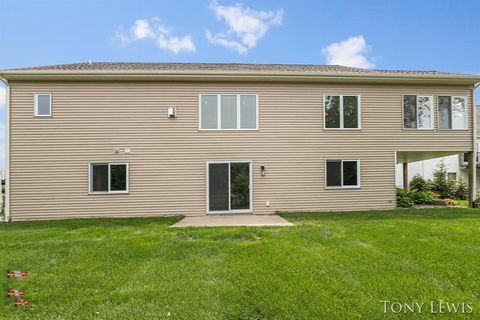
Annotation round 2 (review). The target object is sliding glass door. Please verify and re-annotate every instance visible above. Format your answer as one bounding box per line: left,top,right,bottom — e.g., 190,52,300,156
207,161,252,213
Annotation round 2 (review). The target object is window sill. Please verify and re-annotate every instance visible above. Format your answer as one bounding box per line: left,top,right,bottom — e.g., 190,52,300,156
323,128,362,131
33,115,52,118
325,186,361,190
88,191,129,195
199,129,259,131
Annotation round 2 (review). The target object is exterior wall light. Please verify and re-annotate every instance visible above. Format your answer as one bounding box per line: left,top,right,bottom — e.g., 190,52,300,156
261,165,266,176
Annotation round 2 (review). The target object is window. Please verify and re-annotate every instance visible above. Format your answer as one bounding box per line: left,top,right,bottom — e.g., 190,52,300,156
324,94,360,129
34,93,52,116
200,94,258,130
438,96,467,129
325,160,360,188
447,172,457,181
403,95,433,129
89,163,128,193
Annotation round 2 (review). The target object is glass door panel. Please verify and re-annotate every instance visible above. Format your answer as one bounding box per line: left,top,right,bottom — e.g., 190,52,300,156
230,162,250,210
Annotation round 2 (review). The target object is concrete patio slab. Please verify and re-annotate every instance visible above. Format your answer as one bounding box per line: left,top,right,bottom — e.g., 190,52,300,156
170,215,294,228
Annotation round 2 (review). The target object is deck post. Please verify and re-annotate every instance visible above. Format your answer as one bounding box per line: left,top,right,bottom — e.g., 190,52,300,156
467,151,476,207
403,162,408,189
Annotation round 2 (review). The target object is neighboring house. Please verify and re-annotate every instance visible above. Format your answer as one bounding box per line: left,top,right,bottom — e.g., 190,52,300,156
396,107,480,190
0,63,479,221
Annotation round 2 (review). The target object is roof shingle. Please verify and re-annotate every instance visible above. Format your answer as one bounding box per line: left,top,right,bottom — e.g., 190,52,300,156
2,62,471,76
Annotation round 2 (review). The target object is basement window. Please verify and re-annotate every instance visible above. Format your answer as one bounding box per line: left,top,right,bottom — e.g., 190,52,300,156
34,93,52,116
89,163,128,194
325,160,360,188
438,96,467,129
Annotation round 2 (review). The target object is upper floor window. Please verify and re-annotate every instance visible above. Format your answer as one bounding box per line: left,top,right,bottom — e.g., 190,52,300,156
89,163,128,194
324,94,360,129
403,95,433,129
325,159,360,188
34,93,52,117
200,94,258,130
438,96,467,130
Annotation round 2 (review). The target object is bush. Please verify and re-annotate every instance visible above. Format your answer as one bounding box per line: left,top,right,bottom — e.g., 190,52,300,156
409,174,429,192
396,188,414,207
396,188,437,207
454,179,468,200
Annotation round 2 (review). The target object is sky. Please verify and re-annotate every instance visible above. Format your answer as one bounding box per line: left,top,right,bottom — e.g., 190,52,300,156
0,0,479,169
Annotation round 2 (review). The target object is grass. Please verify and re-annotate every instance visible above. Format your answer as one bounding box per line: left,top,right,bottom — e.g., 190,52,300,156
1,208,480,319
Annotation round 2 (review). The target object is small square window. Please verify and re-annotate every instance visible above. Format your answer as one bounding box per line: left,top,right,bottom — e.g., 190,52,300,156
34,93,52,116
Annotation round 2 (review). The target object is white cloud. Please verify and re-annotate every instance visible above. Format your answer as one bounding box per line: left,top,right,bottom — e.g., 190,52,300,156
156,34,195,55
322,35,375,69
207,0,283,54
132,19,155,40
114,18,195,54
0,86,5,109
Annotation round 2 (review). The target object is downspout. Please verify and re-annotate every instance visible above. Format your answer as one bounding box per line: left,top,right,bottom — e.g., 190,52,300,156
473,83,479,206
0,77,9,222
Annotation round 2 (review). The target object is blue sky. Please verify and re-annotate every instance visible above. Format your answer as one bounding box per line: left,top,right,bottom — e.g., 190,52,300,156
0,0,479,168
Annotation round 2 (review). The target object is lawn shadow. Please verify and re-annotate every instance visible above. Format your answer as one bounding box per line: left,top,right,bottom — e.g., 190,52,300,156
0,215,184,231
279,208,480,222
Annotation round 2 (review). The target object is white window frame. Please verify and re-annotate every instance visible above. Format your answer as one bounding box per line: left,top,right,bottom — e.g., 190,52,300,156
324,159,361,189
437,95,468,131
323,94,362,130
205,160,253,214
199,94,259,131
34,92,52,117
88,162,129,194
401,94,434,130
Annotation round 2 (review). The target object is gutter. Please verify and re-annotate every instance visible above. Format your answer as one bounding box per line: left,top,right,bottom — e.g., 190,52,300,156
0,77,9,222
1,70,480,85
472,82,480,206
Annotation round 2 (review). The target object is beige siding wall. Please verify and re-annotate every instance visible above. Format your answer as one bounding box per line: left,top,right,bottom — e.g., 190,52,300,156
9,81,473,220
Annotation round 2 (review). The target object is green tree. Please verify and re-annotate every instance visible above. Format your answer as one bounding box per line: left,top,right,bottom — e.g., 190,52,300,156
431,161,454,199
409,174,428,192
454,179,468,200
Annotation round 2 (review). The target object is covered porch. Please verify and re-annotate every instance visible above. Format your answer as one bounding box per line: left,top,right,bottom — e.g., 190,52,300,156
396,151,477,207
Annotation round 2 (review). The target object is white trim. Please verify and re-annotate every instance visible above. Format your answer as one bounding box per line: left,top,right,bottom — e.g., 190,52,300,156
5,83,10,222
88,162,129,194
472,86,477,203
34,92,52,117
206,160,253,214
437,95,468,130
199,93,259,131
401,94,435,130
324,159,361,189
323,94,362,130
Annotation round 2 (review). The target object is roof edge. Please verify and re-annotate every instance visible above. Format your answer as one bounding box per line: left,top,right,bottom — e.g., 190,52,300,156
1,70,480,85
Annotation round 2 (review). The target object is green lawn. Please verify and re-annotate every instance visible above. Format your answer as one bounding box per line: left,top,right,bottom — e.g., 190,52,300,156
1,208,480,319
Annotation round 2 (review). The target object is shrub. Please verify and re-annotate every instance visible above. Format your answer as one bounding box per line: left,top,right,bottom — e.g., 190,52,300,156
454,179,468,200
396,188,414,207
396,188,437,207
410,190,435,204
409,174,429,192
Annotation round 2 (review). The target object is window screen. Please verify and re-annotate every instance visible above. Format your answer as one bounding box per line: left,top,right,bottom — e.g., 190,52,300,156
35,93,51,116
201,95,218,129
200,94,257,130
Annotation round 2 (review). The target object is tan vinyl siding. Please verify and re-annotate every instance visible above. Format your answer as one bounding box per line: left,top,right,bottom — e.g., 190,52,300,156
8,82,474,220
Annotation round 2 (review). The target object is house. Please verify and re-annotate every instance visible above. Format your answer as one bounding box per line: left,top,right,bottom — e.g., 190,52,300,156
0,63,479,221
395,107,480,190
